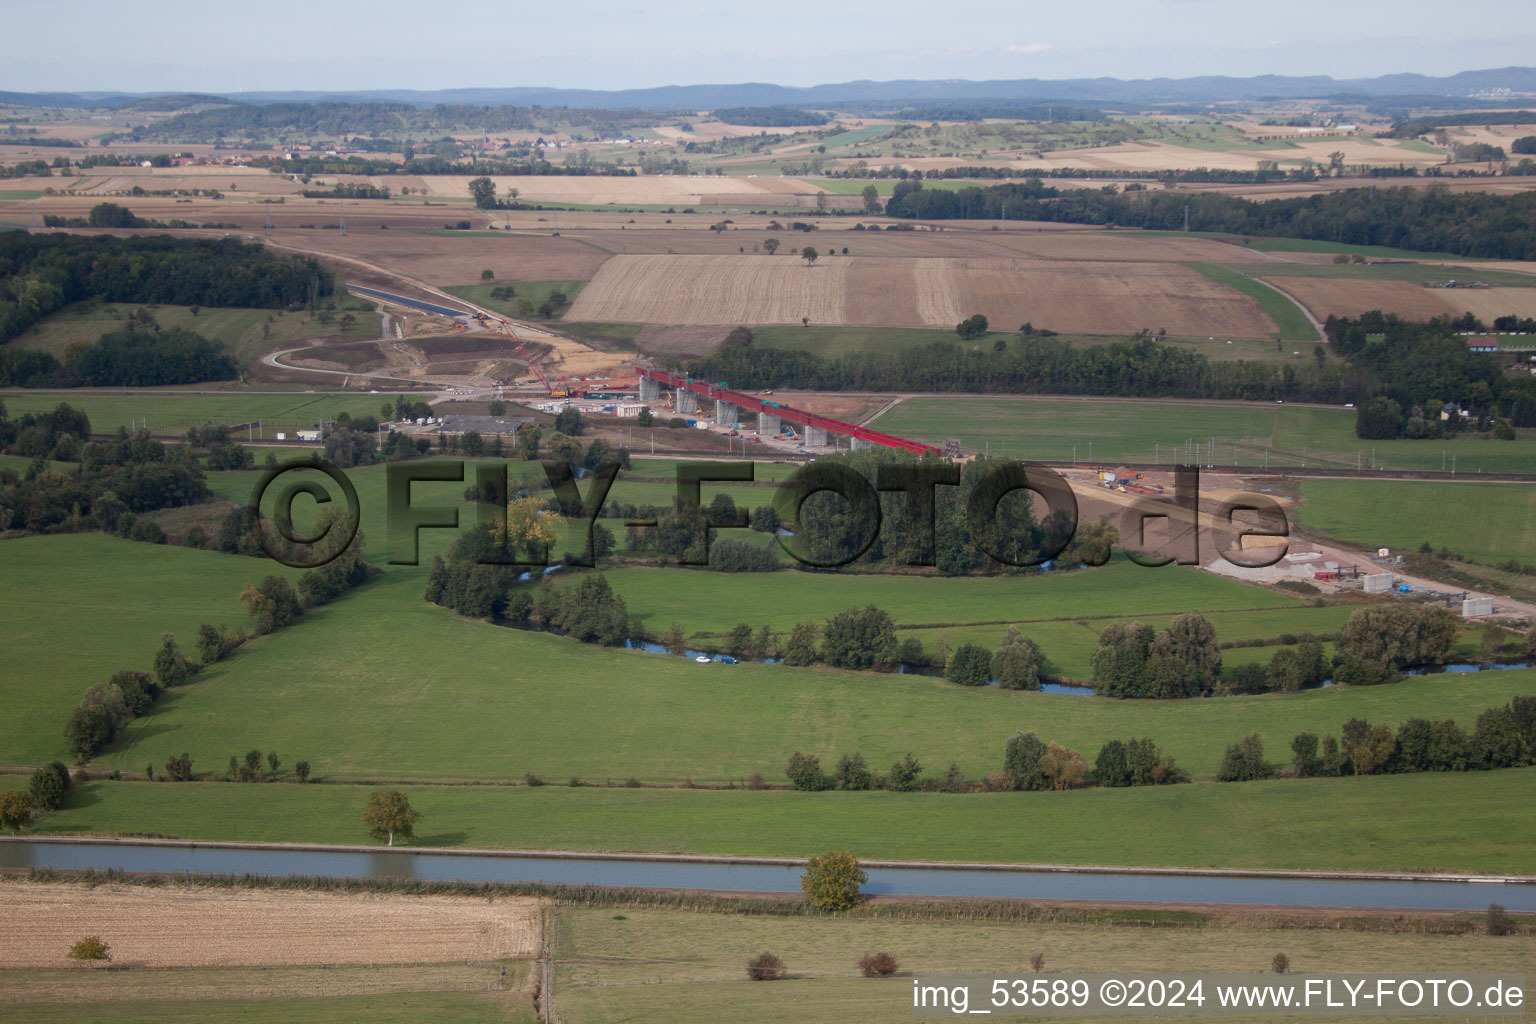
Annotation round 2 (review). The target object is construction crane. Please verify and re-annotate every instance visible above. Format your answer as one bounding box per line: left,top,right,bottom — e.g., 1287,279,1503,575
496,320,577,398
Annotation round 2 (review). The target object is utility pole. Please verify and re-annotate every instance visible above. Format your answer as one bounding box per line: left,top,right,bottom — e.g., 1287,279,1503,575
339,197,346,236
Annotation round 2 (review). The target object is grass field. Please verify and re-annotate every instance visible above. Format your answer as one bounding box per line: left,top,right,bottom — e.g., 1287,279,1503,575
0,390,393,435
1184,263,1320,341
1294,478,1536,566
602,560,1299,635
0,535,301,765
872,395,1536,472
554,901,1535,1024
16,770,1536,873
442,280,587,319
7,299,378,367
751,324,1309,363
6,540,1527,781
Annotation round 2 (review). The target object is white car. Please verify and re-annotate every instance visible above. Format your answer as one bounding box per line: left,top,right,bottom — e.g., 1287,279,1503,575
695,655,711,664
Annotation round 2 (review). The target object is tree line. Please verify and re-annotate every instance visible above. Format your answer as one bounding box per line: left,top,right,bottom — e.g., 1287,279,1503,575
783,729,1181,794
881,180,1536,260
686,333,1355,404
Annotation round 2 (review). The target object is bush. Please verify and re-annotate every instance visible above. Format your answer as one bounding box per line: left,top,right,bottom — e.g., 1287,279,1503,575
1271,952,1289,974
28,762,73,809
746,951,786,980
1030,952,1046,972
834,752,874,790
801,849,867,910
68,936,111,961
1217,733,1272,782
946,643,993,686
0,789,35,833
786,751,827,791
859,951,899,976
1486,903,1516,936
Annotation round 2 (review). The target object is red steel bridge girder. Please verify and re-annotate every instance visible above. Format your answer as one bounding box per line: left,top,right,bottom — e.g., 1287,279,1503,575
638,368,940,455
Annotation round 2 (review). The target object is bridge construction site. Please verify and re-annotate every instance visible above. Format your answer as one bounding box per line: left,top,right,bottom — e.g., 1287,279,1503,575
636,368,941,456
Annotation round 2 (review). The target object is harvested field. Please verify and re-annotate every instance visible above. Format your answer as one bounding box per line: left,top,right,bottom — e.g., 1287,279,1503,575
1266,276,1536,320
401,174,825,206
568,253,1275,336
1423,286,1536,322
911,258,1276,337
568,226,1251,262
566,253,851,325
266,230,609,287
0,882,542,968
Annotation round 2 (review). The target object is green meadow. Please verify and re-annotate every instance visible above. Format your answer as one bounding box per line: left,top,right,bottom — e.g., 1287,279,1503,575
6,536,1531,782
15,770,1535,873
1294,478,1536,566
873,396,1536,472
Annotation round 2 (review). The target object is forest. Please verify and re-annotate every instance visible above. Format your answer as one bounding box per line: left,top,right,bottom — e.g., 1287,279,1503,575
0,326,237,388
0,231,334,345
711,107,831,126
883,181,1536,258
131,101,664,142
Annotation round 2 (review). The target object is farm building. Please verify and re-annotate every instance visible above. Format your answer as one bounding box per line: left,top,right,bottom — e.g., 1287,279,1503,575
1465,336,1500,353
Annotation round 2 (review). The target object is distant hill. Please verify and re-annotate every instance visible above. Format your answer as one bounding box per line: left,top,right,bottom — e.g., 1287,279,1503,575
3,67,1534,112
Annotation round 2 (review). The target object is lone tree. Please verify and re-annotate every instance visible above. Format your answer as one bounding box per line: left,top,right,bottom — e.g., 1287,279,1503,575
801,246,819,265
68,936,111,962
801,849,867,910
363,790,420,846
468,176,497,209
956,313,989,340
861,184,882,214
762,237,780,255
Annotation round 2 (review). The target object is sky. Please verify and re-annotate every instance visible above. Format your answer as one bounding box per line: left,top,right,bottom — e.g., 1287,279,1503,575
5,0,1534,95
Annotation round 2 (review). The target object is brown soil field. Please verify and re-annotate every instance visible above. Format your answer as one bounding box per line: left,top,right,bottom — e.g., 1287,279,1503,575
2,962,504,1007
0,882,542,968
1267,276,1536,320
567,253,1276,336
632,324,734,356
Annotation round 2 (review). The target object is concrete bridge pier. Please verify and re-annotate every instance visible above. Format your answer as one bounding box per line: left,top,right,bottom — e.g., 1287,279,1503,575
850,436,872,451
638,376,660,404
675,389,698,415
715,400,739,426
803,424,828,446
758,412,781,436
